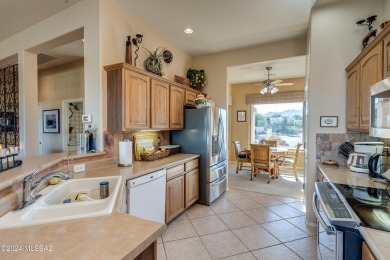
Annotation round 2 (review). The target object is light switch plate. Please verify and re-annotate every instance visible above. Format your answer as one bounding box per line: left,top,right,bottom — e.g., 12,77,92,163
73,164,85,173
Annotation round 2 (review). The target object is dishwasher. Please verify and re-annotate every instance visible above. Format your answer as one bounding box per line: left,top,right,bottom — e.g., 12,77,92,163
127,169,166,223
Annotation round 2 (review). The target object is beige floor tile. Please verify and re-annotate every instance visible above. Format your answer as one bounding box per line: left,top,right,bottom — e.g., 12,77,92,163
319,244,334,259
175,212,189,221
218,211,257,229
231,225,280,250
252,244,301,260
211,200,241,215
164,237,211,260
220,189,247,200
190,215,229,235
230,198,262,210
186,204,216,219
266,204,305,219
219,252,257,260
273,196,302,204
285,216,317,236
157,236,162,244
287,201,306,213
250,194,284,207
284,236,319,259
319,231,335,250
261,219,309,242
200,230,248,259
162,219,198,242
235,190,261,198
243,208,282,224
157,243,167,260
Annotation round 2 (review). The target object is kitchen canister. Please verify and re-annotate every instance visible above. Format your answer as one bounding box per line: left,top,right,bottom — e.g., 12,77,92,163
118,139,133,167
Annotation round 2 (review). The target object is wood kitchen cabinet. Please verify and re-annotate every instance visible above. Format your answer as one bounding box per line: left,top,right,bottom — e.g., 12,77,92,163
151,79,169,129
185,90,197,106
166,158,199,223
170,85,185,129
106,67,150,131
346,64,360,130
383,33,390,78
166,175,185,223
105,63,203,131
362,241,376,260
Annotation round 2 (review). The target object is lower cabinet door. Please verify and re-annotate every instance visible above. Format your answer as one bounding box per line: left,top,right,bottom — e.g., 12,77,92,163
166,175,185,223
185,169,199,208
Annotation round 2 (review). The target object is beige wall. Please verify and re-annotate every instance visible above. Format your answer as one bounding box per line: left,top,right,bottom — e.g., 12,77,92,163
100,0,193,132
230,78,305,161
305,0,385,224
193,38,307,109
38,60,84,155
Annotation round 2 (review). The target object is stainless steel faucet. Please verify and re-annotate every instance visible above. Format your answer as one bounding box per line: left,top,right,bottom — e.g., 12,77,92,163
14,164,72,211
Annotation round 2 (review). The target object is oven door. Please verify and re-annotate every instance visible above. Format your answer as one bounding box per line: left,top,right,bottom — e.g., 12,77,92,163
313,193,340,259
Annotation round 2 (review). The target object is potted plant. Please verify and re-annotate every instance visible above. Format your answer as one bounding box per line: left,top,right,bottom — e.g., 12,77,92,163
144,47,165,76
186,68,206,91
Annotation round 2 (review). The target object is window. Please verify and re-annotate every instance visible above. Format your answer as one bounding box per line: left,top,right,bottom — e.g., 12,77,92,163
253,102,303,147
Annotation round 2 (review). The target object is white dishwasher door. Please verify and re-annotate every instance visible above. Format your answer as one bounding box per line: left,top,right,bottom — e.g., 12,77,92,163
127,169,166,223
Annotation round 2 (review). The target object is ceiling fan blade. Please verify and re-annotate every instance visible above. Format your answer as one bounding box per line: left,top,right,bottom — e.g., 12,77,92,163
274,83,294,86
271,79,282,85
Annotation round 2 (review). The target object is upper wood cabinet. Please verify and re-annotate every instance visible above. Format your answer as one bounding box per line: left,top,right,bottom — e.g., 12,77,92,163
170,85,185,129
185,90,197,106
346,64,360,130
346,25,389,132
384,33,390,78
151,79,169,129
105,63,203,131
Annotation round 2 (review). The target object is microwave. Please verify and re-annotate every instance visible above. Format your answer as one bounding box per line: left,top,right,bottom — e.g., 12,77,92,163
370,77,390,138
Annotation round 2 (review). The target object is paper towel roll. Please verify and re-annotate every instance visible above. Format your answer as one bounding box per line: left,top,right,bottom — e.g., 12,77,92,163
119,140,133,167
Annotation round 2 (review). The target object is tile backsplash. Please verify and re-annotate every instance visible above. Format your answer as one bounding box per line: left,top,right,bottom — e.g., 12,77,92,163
316,132,387,166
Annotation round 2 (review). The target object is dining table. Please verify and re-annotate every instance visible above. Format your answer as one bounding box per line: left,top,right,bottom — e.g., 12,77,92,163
244,146,288,177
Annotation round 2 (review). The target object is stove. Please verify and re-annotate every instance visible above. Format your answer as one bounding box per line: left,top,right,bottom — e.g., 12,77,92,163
334,184,390,232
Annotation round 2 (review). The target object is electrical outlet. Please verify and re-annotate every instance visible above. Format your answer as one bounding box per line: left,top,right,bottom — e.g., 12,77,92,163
73,164,85,173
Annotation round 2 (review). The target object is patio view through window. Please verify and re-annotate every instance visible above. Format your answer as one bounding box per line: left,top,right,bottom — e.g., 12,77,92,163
253,102,303,147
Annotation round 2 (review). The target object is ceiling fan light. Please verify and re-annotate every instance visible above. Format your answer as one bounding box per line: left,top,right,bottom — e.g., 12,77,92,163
271,87,279,94
260,88,267,94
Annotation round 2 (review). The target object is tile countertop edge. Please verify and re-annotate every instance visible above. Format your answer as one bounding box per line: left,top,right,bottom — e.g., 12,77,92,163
0,152,107,191
359,227,388,260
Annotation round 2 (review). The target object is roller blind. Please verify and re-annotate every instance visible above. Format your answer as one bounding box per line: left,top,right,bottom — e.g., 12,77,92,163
246,91,304,105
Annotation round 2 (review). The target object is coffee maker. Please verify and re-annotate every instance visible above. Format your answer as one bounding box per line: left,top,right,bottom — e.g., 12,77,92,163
347,142,384,173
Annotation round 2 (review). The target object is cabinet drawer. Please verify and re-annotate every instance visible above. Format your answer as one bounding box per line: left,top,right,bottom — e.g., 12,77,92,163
185,159,198,172
167,164,185,180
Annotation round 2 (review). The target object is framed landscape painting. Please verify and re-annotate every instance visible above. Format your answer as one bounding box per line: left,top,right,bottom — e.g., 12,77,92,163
43,109,60,133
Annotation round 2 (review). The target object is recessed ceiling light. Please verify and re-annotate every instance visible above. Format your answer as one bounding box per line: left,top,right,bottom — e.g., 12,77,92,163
184,28,193,34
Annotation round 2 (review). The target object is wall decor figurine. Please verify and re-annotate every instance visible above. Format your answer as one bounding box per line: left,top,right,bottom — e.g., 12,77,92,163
162,50,173,64
356,15,377,50
132,33,143,66
125,35,132,65
144,47,165,76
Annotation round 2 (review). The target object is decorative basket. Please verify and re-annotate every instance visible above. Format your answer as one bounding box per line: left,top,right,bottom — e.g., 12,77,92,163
175,75,190,87
160,145,180,156
140,150,170,161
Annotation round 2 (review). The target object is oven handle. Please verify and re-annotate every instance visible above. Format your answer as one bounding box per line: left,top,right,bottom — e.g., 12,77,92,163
312,192,335,235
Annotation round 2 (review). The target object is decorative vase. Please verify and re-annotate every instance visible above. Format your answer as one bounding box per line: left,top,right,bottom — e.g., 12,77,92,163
194,83,202,91
194,94,207,109
125,36,132,65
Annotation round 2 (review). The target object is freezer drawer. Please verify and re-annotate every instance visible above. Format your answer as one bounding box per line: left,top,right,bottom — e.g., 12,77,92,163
207,173,227,204
208,161,226,183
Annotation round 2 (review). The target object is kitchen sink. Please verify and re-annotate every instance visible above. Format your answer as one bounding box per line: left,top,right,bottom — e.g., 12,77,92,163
0,176,122,229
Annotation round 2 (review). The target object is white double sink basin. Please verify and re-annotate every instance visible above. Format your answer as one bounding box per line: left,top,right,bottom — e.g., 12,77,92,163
0,176,122,229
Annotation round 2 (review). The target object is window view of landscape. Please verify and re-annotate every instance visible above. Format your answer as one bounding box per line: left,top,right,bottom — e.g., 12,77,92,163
254,102,303,147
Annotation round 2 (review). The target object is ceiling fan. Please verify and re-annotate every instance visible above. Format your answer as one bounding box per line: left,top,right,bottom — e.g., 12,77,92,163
255,67,294,94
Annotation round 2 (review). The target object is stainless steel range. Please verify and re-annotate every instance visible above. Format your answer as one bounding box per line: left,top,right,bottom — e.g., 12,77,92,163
313,182,362,260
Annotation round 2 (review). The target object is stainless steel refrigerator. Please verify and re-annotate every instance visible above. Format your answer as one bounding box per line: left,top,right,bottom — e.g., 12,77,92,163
171,107,227,205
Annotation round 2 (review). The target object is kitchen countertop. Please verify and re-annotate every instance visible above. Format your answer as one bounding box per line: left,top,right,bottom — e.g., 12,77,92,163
317,163,389,259
0,153,199,259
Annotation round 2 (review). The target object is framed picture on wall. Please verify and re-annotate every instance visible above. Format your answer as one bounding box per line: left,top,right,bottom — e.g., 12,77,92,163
237,110,246,122
320,116,338,127
43,109,60,133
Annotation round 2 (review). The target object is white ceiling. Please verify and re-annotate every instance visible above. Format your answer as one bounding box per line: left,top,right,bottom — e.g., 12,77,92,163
0,0,315,79
228,56,306,85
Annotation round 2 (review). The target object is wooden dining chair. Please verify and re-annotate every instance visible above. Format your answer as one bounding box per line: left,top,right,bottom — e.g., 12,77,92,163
261,140,278,147
278,143,302,181
250,144,276,183
232,141,250,173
